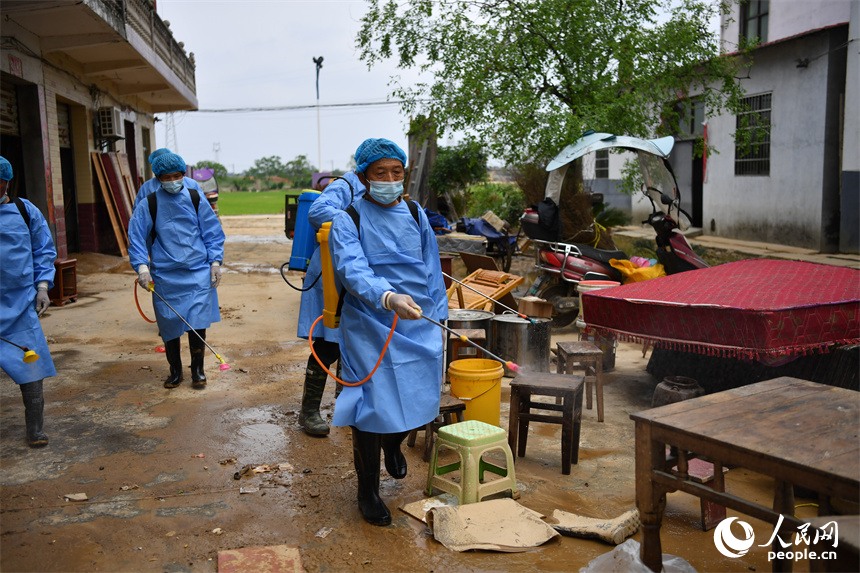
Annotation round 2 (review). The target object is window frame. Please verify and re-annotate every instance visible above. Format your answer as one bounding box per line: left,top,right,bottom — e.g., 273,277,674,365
734,92,772,177
740,0,769,45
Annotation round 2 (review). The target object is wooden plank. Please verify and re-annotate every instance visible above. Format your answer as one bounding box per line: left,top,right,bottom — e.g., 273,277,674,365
99,153,132,229
116,153,138,206
90,151,128,257
446,268,524,310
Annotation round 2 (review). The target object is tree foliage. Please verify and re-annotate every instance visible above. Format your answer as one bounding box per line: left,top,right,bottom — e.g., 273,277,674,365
194,160,228,179
283,154,315,189
247,155,287,178
357,0,746,165
428,141,488,197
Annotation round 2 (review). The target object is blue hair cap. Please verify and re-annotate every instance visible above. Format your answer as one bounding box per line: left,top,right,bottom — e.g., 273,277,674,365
0,156,12,181
152,152,186,176
355,138,407,173
149,148,172,165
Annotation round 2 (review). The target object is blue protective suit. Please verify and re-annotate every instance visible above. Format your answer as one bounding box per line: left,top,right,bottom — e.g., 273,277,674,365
329,198,448,433
296,171,365,342
0,199,57,384
134,176,202,210
128,186,225,342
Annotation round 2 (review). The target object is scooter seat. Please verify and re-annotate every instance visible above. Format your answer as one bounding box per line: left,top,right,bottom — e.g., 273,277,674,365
563,243,628,265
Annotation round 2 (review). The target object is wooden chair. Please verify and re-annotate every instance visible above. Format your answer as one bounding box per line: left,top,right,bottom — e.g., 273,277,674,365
556,341,605,422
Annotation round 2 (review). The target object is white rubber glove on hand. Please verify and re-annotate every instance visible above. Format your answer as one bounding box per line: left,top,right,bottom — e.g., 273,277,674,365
387,293,422,320
138,271,152,289
211,263,222,288
35,289,50,317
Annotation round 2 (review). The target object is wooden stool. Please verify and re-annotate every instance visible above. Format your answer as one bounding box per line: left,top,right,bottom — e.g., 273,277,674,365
508,372,584,475
447,329,485,371
556,341,605,422
406,394,467,461
425,420,518,505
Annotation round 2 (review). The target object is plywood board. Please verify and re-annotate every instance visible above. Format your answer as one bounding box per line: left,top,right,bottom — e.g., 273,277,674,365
99,153,132,229
90,151,128,256
116,153,138,207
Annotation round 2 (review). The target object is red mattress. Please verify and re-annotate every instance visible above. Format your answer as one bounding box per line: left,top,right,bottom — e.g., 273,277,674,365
582,259,860,360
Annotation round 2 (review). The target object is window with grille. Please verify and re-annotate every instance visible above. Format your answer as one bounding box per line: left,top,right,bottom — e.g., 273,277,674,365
740,0,769,45
735,93,771,176
595,149,609,179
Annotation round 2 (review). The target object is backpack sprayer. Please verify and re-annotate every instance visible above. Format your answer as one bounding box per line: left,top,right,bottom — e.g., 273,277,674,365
0,337,39,363
311,220,520,382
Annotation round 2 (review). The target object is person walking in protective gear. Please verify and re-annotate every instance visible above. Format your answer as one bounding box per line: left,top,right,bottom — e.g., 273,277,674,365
133,148,203,210
128,152,225,389
328,139,448,525
295,148,368,435
0,156,56,447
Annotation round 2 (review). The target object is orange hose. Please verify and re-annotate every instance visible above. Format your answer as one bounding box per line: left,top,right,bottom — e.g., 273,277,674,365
134,281,157,323
308,314,398,387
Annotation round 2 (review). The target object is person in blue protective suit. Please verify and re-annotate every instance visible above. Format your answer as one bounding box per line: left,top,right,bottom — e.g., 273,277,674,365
133,148,202,210
128,152,225,389
295,141,371,435
328,139,448,526
0,156,56,447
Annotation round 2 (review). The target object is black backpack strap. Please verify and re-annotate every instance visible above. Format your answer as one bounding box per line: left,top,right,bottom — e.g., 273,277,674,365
148,188,201,243
13,197,30,228
406,199,421,228
147,192,158,243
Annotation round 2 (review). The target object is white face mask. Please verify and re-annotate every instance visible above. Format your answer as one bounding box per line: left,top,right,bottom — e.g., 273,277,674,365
160,180,183,194
368,179,404,204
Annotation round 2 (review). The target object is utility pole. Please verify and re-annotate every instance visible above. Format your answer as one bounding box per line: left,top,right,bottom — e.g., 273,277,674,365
313,56,324,172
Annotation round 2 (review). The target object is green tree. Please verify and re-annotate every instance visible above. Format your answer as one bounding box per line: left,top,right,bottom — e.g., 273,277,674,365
428,141,488,219
194,160,228,179
284,154,315,188
247,156,287,178
357,0,745,164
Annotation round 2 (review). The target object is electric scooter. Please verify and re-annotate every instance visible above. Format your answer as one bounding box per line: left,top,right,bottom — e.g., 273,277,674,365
521,132,707,328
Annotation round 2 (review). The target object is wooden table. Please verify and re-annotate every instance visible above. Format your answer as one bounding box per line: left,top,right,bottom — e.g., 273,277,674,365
631,377,860,572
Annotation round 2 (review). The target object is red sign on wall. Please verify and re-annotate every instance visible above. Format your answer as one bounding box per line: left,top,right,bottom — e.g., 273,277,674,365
8,54,22,77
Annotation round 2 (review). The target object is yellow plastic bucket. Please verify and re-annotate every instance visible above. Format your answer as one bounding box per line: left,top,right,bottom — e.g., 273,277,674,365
448,359,504,426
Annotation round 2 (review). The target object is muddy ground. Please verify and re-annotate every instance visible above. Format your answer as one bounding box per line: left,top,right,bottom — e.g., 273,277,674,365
1,215,822,572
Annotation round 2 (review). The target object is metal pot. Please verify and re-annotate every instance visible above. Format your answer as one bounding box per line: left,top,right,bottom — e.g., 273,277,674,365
446,309,495,365
489,314,551,377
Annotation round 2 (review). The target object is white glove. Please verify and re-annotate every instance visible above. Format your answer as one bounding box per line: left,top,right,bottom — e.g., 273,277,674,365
35,289,50,317
384,292,422,320
137,265,152,289
211,262,222,288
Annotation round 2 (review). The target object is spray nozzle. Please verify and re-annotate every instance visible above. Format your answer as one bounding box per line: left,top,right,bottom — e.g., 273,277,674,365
506,361,520,373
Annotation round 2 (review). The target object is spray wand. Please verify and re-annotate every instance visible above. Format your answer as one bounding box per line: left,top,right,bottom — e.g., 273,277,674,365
0,337,39,363
418,312,520,373
146,283,231,371
441,271,535,324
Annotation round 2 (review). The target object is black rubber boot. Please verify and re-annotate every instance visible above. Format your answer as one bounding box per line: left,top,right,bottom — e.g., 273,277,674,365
163,337,183,388
20,380,48,448
381,431,409,479
352,427,391,526
335,359,344,398
299,357,330,435
189,329,207,388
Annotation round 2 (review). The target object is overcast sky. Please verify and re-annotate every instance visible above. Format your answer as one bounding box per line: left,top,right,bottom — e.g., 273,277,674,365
153,0,437,174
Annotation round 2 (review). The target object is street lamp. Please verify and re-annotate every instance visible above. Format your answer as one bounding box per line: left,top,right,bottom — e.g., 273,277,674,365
313,56,324,172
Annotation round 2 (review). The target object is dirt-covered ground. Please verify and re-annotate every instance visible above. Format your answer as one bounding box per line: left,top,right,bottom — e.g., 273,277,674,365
0,216,821,572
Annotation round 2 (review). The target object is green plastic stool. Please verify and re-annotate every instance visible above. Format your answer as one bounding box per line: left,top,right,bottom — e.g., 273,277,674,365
425,420,519,504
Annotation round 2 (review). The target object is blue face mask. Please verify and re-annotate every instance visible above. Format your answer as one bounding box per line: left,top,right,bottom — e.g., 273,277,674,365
368,179,404,204
160,180,183,194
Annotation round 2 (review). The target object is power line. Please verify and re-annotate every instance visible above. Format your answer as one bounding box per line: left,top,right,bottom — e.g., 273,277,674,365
193,100,419,113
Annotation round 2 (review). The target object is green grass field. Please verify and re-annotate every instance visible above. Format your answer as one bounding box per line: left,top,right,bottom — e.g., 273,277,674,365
217,190,305,216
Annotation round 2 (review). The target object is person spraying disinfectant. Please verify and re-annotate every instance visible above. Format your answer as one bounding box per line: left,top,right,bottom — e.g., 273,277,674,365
0,156,56,447
326,138,448,526
294,141,369,436
128,152,225,389
133,148,203,210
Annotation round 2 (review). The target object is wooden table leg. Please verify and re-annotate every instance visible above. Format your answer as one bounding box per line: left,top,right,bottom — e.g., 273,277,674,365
636,420,667,572
772,480,796,572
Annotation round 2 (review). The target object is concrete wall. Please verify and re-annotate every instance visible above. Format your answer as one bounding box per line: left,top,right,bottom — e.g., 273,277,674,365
721,0,851,51
703,31,835,248
841,0,860,253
